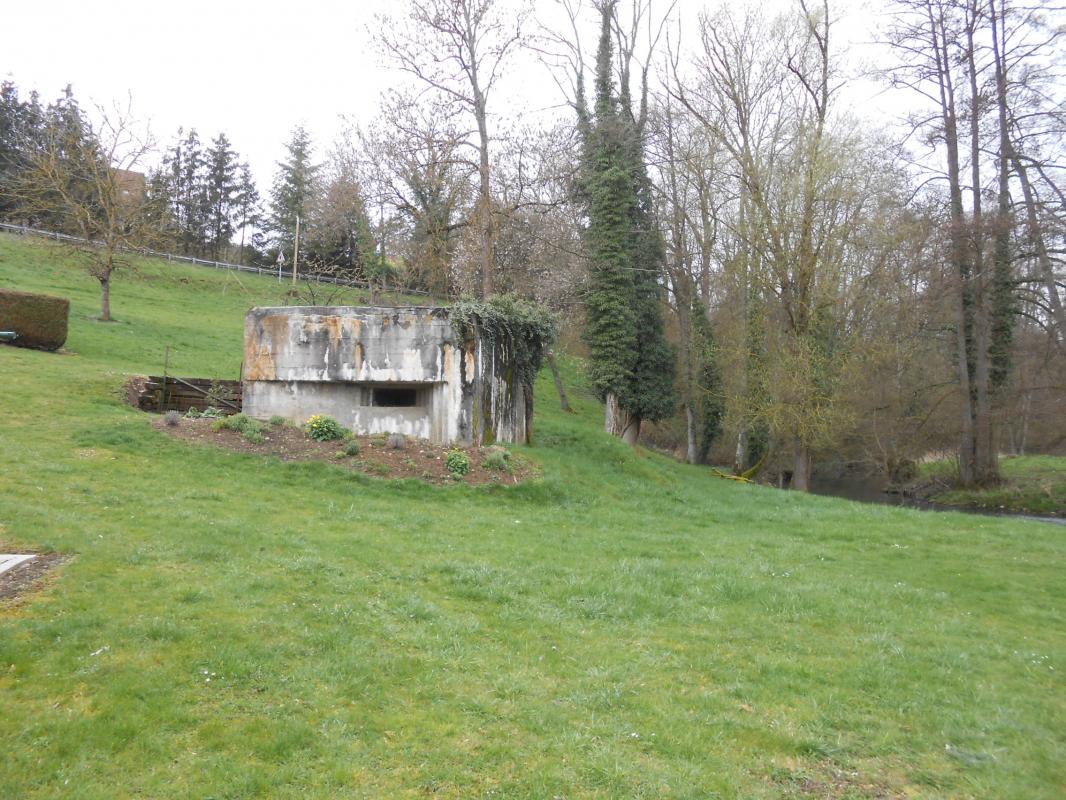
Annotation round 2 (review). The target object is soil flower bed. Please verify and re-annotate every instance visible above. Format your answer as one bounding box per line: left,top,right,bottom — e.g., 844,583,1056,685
154,416,537,486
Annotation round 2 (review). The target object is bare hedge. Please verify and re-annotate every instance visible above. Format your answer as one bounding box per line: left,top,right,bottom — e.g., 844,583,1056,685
0,288,70,351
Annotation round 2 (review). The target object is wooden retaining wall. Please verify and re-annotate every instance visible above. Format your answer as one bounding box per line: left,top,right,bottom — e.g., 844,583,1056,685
129,376,242,415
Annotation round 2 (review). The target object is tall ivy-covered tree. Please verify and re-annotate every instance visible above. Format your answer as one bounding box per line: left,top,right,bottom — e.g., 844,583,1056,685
204,132,239,260
576,0,675,444
269,125,319,264
691,300,724,464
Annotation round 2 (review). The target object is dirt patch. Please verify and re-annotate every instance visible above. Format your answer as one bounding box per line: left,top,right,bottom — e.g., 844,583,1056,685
0,552,67,604
154,417,537,486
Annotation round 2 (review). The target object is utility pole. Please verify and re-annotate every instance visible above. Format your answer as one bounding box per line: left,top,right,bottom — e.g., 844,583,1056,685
291,214,301,286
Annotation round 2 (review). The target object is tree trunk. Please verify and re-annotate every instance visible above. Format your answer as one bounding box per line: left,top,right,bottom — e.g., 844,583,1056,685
733,429,747,475
988,0,1016,384
1011,156,1065,345
99,274,111,322
605,391,640,445
685,404,698,465
792,437,811,492
928,3,976,486
964,12,1000,488
605,392,619,435
474,92,493,298
547,351,571,412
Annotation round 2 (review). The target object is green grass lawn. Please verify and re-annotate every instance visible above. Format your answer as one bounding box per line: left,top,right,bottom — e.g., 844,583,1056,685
1,233,1064,799
919,456,1066,517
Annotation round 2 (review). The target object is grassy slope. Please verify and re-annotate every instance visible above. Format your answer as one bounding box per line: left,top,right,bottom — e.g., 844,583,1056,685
920,456,1066,517
1,234,1064,799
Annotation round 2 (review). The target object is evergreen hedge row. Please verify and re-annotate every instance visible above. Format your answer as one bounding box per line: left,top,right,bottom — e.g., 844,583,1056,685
0,288,70,351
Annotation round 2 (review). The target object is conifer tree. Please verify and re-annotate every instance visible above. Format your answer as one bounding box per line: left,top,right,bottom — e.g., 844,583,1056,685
269,125,319,264
234,162,261,265
177,128,207,255
204,132,239,260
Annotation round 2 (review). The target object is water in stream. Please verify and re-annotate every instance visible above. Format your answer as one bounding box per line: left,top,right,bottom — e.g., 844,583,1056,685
808,474,1066,526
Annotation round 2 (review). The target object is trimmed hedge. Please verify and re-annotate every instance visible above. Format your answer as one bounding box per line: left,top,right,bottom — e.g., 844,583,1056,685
0,288,70,351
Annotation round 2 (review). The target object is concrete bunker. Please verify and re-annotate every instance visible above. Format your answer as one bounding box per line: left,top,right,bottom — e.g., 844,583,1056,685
241,305,533,446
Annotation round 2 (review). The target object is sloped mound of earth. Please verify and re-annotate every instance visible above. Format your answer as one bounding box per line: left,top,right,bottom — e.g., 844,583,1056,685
154,417,537,486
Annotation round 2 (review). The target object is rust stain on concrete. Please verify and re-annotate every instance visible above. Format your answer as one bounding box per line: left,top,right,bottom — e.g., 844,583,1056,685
324,315,343,347
464,345,476,385
244,314,290,380
442,343,453,379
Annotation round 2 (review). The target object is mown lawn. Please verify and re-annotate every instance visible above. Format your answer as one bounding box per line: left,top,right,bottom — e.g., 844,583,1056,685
920,456,1066,517
1,234,1064,799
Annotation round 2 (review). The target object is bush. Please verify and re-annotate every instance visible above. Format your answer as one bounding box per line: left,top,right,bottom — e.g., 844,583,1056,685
305,414,346,442
446,449,471,480
344,440,361,457
0,288,69,351
214,413,267,444
269,415,286,427
244,430,266,445
482,446,512,474
163,410,181,427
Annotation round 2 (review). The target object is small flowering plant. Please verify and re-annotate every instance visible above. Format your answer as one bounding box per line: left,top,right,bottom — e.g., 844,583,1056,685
304,414,346,442
445,448,471,479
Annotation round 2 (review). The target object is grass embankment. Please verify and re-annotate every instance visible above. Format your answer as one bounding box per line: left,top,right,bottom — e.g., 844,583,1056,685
1,234,1065,799
918,456,1066,518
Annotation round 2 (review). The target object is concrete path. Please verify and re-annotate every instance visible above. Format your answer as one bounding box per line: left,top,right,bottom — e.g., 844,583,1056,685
0,554,36,575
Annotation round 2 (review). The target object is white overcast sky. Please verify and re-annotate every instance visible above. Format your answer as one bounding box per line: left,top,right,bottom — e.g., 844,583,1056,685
4,0,893,191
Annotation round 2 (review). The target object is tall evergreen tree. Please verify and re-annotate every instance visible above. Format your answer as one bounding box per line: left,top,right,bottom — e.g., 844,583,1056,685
204,132,239,260
269,125,319,264
577,0,675,444
234,162,261,265
0,81,45,218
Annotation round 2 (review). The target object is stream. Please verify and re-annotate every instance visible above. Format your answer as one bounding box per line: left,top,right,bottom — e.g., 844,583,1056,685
808,474,1066,526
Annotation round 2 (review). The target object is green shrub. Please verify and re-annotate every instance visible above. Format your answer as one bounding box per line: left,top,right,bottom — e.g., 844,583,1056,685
482,447,512,474
214,414,266,444
446,449,471,480
269,415,286,427
344,440,361,457
305,414,346,442
163,410,181,427
0,288,69,351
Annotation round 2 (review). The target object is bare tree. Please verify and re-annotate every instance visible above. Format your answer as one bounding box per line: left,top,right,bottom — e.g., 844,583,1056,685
671,1,889,490
883,0,1064,486
377,0,529,298
18,102,158,321
357,94,473,297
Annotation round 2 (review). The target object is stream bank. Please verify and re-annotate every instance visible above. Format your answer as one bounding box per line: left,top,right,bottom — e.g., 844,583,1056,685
807,470,1066,526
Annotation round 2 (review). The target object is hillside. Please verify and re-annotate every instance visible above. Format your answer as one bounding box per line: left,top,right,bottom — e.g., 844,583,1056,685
1,234,1064,799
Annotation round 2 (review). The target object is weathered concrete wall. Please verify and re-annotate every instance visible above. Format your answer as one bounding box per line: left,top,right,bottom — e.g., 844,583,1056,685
241,306,531,446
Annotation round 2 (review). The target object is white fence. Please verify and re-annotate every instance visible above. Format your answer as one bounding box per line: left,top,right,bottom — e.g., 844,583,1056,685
0,221,430,296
